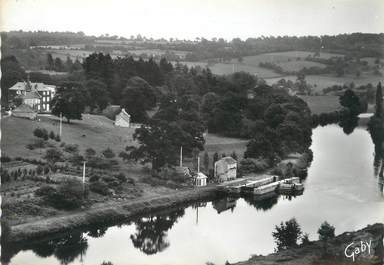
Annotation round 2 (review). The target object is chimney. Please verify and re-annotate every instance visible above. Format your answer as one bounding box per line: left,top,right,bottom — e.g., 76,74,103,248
197,156,200,173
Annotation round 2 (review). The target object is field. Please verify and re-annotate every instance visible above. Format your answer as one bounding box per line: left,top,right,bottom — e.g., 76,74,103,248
299,95,341,114
184,51,342,77
1,114,137,159
265,74,384,93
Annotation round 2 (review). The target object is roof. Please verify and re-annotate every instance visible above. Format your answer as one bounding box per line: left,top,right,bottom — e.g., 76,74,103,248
20,91,41,99
9,82,56,92
116,108,131,122
196,172,208,179
12,104,37,113
218,156,237,165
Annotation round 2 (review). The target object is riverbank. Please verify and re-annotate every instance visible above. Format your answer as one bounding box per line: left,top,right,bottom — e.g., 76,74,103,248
5,185,219,243
233,223,384,265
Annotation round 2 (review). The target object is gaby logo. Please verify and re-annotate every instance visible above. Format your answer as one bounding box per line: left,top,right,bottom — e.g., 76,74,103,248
344,240,372,262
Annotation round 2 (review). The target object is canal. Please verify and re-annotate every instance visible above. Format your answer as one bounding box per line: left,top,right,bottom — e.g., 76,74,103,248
5,123,384,265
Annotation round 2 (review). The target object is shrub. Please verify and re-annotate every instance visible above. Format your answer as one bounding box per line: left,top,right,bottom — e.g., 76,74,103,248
43,165,50,175
36,165,43,175
90,181,111,196
115,173,127,183
89,174,101,182
63,144,79,153
85,148,96,158
0,156,11,163
33,128,49,140
318,221,335,241
35,185,57,197
102,148,115,159
45,179,88,210
49,131,56,140
44,148,63,164
55,134,61,142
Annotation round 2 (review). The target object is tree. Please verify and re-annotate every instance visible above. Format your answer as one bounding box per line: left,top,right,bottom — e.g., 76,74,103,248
375,82,383,117
44,148,63,164
203,151,210,171
46,53,54,70
272,218,302,251
317,221,335,255
1,56,26,106
339,89,362,115
46,179,88,209
121,76,156,123
51,86,87,123
213,151,219,165
244,134,274,159
85,79,110,112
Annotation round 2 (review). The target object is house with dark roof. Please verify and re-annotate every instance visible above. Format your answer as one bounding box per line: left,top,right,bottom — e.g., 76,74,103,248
8,78,56,112
214,156,237,183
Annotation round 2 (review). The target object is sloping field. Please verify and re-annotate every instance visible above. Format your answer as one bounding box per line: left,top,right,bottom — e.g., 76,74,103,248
1,114,137,158
299,95,341,114
265,74,384,93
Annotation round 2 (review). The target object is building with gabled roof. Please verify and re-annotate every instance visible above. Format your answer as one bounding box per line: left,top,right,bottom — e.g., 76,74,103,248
8,78,56,112
114,108,131,127
214,156,237,183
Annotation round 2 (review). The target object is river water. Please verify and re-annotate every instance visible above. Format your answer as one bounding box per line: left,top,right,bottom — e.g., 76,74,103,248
5,123,384,265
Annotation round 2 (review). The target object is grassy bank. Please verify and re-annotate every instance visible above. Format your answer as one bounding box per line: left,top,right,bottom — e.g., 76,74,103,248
6,186,219,243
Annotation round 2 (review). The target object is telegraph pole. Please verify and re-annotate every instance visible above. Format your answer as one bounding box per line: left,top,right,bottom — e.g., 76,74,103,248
180,146,183,167
59,112,63,137
82,161,86,198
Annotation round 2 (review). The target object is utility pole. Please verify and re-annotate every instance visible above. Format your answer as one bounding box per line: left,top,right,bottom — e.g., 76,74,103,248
180,146,183,167
59,112,63,137
82,161,86,198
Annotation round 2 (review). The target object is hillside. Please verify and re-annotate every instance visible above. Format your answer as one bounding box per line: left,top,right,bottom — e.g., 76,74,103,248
1,114,137,159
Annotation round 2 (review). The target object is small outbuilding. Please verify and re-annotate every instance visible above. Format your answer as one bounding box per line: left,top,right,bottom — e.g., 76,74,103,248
114,108,131,127
195,172,208,186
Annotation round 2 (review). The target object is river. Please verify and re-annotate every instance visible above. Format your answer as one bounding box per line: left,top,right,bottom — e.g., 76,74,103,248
4,123,384,265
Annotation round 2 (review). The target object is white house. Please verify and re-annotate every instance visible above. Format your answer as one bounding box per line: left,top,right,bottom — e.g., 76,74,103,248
114,108,131,127
214,156,237,183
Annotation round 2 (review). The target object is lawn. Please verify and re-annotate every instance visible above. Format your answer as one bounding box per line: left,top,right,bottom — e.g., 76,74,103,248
203,133,248,160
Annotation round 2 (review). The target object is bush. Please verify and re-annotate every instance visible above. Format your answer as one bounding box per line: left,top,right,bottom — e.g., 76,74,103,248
45,179,88,210
89,174,100,182
85,148,96,158
33,128,49,140
115,173,127,183
90,181,111,196
35,185,57,197
44,148,63,164
0,156,11,163
49,131,56,140
55,134,61,142
63,144,79,153
102,148,115,159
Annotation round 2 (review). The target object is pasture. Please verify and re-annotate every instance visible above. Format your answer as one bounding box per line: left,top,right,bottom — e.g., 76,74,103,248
299,95,341,114
1,114,137,159
265,74,384,93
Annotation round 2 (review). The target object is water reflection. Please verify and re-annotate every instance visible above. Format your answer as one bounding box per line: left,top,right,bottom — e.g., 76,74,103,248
130,208,185,255
212,197,237,214
243,193,279,211
338,115,359,135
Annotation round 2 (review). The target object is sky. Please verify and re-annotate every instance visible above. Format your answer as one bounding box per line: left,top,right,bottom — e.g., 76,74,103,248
0,0,383,40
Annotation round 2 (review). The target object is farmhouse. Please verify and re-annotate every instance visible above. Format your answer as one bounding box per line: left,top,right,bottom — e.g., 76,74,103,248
8,78,56,112
214,156,237,183
114,108,131,127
